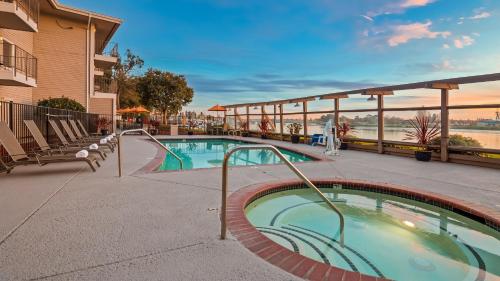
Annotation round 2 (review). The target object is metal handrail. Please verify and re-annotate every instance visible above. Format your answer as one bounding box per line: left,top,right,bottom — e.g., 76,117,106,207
220,144,345,247
117,129,183,177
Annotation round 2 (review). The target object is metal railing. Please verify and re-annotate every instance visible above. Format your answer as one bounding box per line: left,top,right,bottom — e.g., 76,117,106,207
95,40,118,57
0,41,37,80
1,0,40,24
117,129,184,177
220,144,345,246
94,76,117,93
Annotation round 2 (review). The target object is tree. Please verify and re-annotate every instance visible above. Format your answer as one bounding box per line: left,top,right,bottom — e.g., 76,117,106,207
136,69,194,124
113,49,144,108
38,97,86,112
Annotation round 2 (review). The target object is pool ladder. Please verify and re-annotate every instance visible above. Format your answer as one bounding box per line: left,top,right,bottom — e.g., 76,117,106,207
220,144,345,247
117,129,184,177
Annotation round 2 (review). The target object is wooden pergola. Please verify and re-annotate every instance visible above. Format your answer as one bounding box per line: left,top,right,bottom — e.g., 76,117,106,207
223,73,500,163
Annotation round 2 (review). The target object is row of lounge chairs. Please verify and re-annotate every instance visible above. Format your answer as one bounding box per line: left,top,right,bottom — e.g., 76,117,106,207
0,119,117,174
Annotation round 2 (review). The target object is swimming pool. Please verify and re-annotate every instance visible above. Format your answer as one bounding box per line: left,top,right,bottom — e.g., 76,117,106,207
158,139,314,171
244,183,500,281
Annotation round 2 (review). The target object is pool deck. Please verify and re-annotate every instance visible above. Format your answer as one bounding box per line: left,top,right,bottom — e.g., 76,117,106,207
0,135,499,281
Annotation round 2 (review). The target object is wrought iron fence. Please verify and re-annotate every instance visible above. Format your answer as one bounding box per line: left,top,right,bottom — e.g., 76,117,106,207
0,101,113,163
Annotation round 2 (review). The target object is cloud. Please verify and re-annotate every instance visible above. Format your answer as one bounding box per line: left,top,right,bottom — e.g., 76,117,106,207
454,35,475,48
366,0,435,18
360,15,374,22
469,11,491,20
442,44,450,49
187,74,383,94
387,21,451,47
404,60,464,74
400,0,435,8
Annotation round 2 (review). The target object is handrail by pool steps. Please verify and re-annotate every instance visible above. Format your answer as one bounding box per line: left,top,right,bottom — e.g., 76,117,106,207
220,144,345,247
117,129,183,177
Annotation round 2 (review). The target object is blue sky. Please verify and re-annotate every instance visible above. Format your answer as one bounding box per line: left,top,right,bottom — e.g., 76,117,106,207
63,0,500,112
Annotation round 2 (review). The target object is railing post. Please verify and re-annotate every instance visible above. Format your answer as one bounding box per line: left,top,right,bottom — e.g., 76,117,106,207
303,101,308,144
378,95,384,154
8,101,14,131
14,46,17,77
273,104,277,129
441,89,449,162
279,104,284,140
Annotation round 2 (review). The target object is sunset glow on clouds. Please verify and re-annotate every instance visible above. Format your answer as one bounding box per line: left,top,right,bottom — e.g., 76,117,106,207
61,0,499,114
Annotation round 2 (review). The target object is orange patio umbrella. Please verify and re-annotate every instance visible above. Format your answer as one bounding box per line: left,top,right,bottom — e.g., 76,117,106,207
128,106,150,114
208,104,226,118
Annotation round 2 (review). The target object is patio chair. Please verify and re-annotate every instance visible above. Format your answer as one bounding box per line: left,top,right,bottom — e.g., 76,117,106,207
223,123,240,136
0,122,100,173
48,120,114,153
24,120,106,160
58,120,115,152
77,120,116,142
69,120,116,145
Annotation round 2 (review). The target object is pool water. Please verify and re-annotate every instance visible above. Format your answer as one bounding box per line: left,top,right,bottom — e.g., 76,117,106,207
245,188,500,281
158,139,314,171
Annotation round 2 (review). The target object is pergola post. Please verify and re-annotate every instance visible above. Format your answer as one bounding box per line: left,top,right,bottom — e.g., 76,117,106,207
427,83,458,162
334,98,340,138
279,104,284,140
303,101,308,144
234,107,238,130
246,106,250,131
441,89,450,162
223,109,227,128
273,105,277,128
377,95,384,154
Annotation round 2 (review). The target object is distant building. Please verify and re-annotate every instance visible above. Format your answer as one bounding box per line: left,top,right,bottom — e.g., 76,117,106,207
0,0,122,125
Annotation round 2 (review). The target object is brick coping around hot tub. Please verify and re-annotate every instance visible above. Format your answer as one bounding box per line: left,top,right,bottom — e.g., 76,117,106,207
226,179,500,281
134,136,328,174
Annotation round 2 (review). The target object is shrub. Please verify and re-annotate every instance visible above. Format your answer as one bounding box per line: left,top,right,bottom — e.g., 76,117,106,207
431,134,482,147
38,97,86,112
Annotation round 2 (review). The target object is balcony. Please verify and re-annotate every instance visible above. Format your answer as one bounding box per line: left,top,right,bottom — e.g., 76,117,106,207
94,67,104,76
0,0,39,32
94,76,117,94
94,40,118,69
0,40,37,87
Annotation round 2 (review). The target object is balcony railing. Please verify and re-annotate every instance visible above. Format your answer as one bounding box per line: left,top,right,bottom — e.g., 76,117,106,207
94,77,117,93
95,40,118,57
0,40,37,80
1,0,39,24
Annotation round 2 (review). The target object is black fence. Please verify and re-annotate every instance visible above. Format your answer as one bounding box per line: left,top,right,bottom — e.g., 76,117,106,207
0,101,113,163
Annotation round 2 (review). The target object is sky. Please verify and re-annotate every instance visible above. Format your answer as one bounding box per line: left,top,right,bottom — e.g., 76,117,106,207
62,0,500,118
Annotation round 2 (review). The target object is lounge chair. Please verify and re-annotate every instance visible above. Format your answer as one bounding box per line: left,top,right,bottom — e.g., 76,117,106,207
77,120,116,143
0,122,100,173
71,120,117,144
24,120,107,160
57,120,115,152
48,120,114,153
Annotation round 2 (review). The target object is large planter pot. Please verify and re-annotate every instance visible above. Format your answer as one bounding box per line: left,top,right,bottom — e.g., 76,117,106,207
415,150,432,162
261,134,268,139
242,132,249,137
100,129,109,136
339,142,349,150
188,131,194,135
149,129,158,136
290,135,300,144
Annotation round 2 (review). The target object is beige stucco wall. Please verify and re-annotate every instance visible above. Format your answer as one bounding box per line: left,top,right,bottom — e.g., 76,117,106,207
32,14,88,107
0,28,34,104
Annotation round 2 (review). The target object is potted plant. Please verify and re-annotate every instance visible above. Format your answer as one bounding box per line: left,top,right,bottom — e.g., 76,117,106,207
187,120,196,135
149,120,160,135
258,119,271,139
337,122,354,150
287,123,303,144
240,120,249,137
96,117,111,136
404,114,440,162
